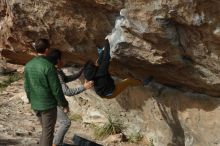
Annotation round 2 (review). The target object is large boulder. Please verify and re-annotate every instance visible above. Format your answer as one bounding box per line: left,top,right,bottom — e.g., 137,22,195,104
1,0,220,96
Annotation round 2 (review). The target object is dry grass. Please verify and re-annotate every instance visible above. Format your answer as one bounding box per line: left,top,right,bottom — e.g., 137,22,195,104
127,132,143,143
69,113,83,121
0,73,22,92
94,116,124,139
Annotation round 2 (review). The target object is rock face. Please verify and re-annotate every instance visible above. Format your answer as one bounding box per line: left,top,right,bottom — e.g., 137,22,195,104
107,0,220,97
1,1,220,145
116,83,220,146
0,0,122,63
1,0,220,96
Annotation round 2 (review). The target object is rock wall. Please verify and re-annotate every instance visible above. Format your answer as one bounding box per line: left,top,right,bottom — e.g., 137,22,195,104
1,0,220,96
108,0,220,97
1,1,220,145
0,0,122,62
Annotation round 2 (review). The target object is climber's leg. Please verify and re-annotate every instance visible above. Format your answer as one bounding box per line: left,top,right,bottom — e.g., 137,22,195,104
102,78,142,99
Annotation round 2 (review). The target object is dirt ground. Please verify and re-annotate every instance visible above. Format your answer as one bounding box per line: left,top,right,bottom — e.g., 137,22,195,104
0,76,148,146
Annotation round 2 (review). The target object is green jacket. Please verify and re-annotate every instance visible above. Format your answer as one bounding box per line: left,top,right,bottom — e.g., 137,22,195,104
24,56,68,111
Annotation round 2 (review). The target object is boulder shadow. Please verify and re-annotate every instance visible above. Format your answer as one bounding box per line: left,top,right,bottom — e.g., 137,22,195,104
115,81,220,146
0,138,20,145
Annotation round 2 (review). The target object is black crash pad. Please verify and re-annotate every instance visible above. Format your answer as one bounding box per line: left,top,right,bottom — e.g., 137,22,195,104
72,135,102,146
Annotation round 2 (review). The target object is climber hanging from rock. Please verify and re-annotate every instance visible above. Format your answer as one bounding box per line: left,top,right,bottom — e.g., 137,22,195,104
83,38,153,99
